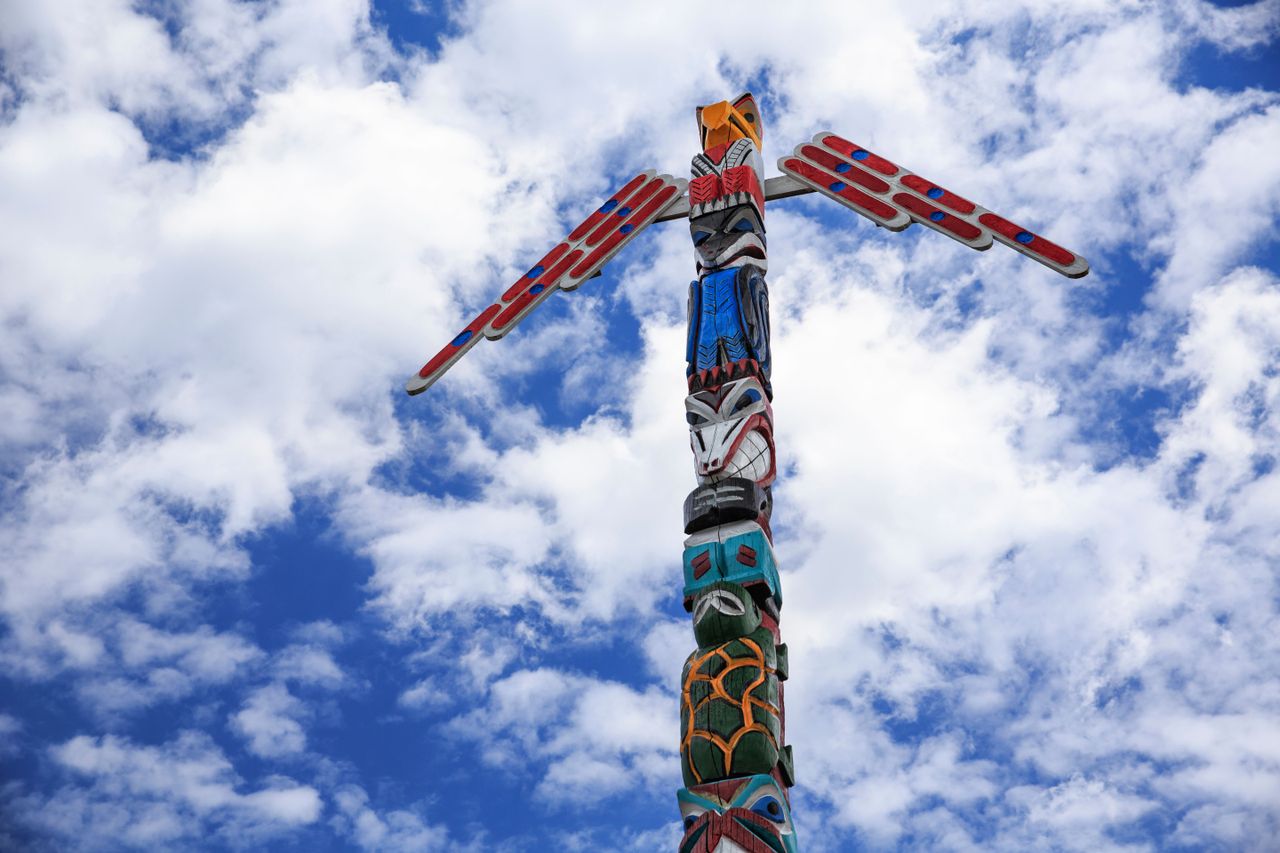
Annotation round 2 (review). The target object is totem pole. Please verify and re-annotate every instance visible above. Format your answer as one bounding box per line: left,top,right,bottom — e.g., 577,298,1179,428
406,94,1088,852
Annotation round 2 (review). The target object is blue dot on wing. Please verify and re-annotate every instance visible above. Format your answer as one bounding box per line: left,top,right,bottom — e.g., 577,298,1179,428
529,283,546,295
829,181,847,192
526,265,545,279
599,199,618,213
852,150,869,160
616,206,631,217
1016,231,1034,243
620,223,634,234
835,162,851,173
930,211,945,222
927,187,943,199
451,329,473,347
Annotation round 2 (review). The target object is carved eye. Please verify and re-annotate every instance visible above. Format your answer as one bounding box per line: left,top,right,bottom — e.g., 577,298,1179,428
693,230,713,246
743,112,756,123
732,219,755,233
732,388,761,412
686,412,707,426
750,795,785,823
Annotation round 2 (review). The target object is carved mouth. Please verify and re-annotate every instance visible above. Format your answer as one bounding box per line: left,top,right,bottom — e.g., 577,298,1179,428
701,430,771,484
697,235,767,272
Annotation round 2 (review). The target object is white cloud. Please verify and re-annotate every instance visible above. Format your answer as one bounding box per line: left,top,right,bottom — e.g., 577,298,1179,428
330,784,493,852
5,731,321,849
448,667,677,804
63,621,261,715
274,644,347,688
0,713,22,758
230,683,309,758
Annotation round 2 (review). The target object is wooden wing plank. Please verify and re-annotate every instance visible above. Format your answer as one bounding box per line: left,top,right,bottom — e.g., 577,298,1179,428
406,171,687,395
777,149,909,231
778,131,1090,278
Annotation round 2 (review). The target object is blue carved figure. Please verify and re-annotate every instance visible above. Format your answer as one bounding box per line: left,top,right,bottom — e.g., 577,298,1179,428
686,264,771,389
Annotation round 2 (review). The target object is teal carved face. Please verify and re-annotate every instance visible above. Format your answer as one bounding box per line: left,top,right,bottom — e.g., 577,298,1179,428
677,773,797,853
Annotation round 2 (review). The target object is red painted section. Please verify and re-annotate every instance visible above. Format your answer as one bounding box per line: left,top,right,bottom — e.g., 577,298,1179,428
722,164,765,212
490,290,542,334
570,185,678,278
892,193,982,240
692,551,712,580
568,173,647,241
703,143,728,164
584,176,662,247
784,158,898,220
687,778,745,803
901,174,977,214
690,174,721,207
681,809,789,853
799,145,890,193
821,134,900,176
978,213,1076,265
760,609,780,641
737,544,757,567
417,304,500,378
689,359,764,394
500,242,569,302
489,249,583,332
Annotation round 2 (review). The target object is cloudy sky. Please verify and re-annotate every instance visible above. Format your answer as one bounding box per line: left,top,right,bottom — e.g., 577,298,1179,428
1,1,1278,850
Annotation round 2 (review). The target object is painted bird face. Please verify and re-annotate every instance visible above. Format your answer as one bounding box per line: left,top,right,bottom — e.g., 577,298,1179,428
686,376,775,486
695,92,763,152
677,774,796,853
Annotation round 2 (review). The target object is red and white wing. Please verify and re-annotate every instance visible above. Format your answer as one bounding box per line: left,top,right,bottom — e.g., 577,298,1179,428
779,133,1089,278
406,170,688,395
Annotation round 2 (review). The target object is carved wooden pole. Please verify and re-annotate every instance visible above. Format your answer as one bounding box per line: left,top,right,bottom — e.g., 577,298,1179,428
673,95,799,853
405,92,1090,852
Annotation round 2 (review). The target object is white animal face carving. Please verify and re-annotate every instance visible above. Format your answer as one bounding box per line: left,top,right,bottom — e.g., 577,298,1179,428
685,376,775,486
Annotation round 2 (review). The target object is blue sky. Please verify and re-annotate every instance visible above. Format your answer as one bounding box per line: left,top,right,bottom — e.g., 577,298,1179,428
1,1,1279,851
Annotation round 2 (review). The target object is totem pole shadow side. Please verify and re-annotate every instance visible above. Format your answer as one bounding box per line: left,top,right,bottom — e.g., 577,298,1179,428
405,91,1089,853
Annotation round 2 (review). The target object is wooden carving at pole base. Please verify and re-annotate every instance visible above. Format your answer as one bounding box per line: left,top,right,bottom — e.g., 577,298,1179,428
678,772,798,853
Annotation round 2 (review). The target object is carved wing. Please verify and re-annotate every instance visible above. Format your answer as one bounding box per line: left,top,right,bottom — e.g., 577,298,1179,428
779,133,1089,278
406,170,689,395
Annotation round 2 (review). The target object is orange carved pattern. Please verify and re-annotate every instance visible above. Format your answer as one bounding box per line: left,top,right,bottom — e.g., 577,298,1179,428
680,636,780,784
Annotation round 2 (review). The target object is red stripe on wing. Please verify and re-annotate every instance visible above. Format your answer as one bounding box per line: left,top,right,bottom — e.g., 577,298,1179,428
799,145,890,193
417,303,501,379
569,185,679,279
490,249,585,333
820,134,900,176
500,242,570,303
584,177,662,248
892,193,982,240
784,158,899,220
900,175,977,215
568,173,648,241
978,213,1076,266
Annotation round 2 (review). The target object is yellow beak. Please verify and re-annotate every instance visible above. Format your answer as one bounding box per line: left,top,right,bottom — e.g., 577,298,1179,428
699,100,762,151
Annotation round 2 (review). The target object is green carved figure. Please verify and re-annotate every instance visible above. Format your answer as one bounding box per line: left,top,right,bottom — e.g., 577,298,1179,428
681,581,790,786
